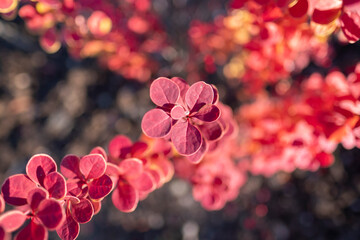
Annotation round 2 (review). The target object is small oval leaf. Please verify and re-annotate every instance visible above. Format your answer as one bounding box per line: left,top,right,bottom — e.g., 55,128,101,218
26,154,57,185
141,109,172,138
88,175,113,200
111,181,138,212
0,210,27,232
37,199,65,230
43,172,67,199
150,77,180,107
1,174,37,206
71,199,94,224
171,121,202,155
79,154,107,180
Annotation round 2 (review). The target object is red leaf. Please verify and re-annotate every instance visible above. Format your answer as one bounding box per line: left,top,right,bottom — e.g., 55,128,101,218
88,174,113,200
112,181,138,212
187,139,208,164
37,199,65,230
65,180,83,198
0,210,27,232
199,121,224,141
127,172,156,192
56,212,80,240
141,108,172,138
193,104,220,122
288,0,309,18
171,121,202,155
60,155,81,179
170,105,187,120
70,198,94,224
79,154,107,180
108,135,133,160
14,220,47,240
311,0,342,24
26,154,57,185
1,174,37,206
27,188,48,211
118,158,144,178
40,28,60,54
43,172,67,199
131,141,148,158
340,11,360,43
185,82,214,111
90,147,108,161
150,77,180,107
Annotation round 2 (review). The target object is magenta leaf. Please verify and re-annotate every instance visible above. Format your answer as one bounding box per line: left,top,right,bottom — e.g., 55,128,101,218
185,82,214,111
14,220,47,240
71,198,94,224
171,121,202,155
56,212,80,240
199,121,224,141
112,180,138,212
60,155,81,179
79,154,107,180
27,188,48,211
43,172,67,199
187,139,208,164
127,172,156,192
150,77,180,107
26,154,57,185
1,174,37,206
0,210,27,232
90,147,108,161
193,104,220,122
108,135,133,160
88,174,113,200
141,108,173,138
37,199,65,230
340,11,360,43
170,105,187,120
66,180,83,198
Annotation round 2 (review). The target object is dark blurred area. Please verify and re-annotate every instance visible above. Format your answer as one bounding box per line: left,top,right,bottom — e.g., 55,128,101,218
1,0,360,239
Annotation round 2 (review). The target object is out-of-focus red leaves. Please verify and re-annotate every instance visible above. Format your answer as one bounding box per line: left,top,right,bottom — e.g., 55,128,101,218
0,0,18,14
288,0,308,18
0,211,27,232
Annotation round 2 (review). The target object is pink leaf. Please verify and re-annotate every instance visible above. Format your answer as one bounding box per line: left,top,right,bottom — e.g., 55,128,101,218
27,188,48,211
88,174,113,200
90,200,101,215
141,108,173,138
193,104,220,122
90,147,108,161
150,77,180,107
1,174,37,206
40,28,60,53
79,154,107,180
112,181,138,212
128,172,156,192
185,82,214,111
118,158,144,178
199,121,224,141
108,135,133,160
56,212,80,240
170,77,189,105
171,121,202,155
187,139,208,164
43,172,67,199
60,155,81,179
37,199,65,230
26,154,57,185
65,180,83,198
211,85,219,104
0,195,4,214
14,220,47,240
170,105,187,120
0,210,27,232
0,226,10,240
71,198,94,224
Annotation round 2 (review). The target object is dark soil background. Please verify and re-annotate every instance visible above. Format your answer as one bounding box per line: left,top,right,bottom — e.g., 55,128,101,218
1,1,360,239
